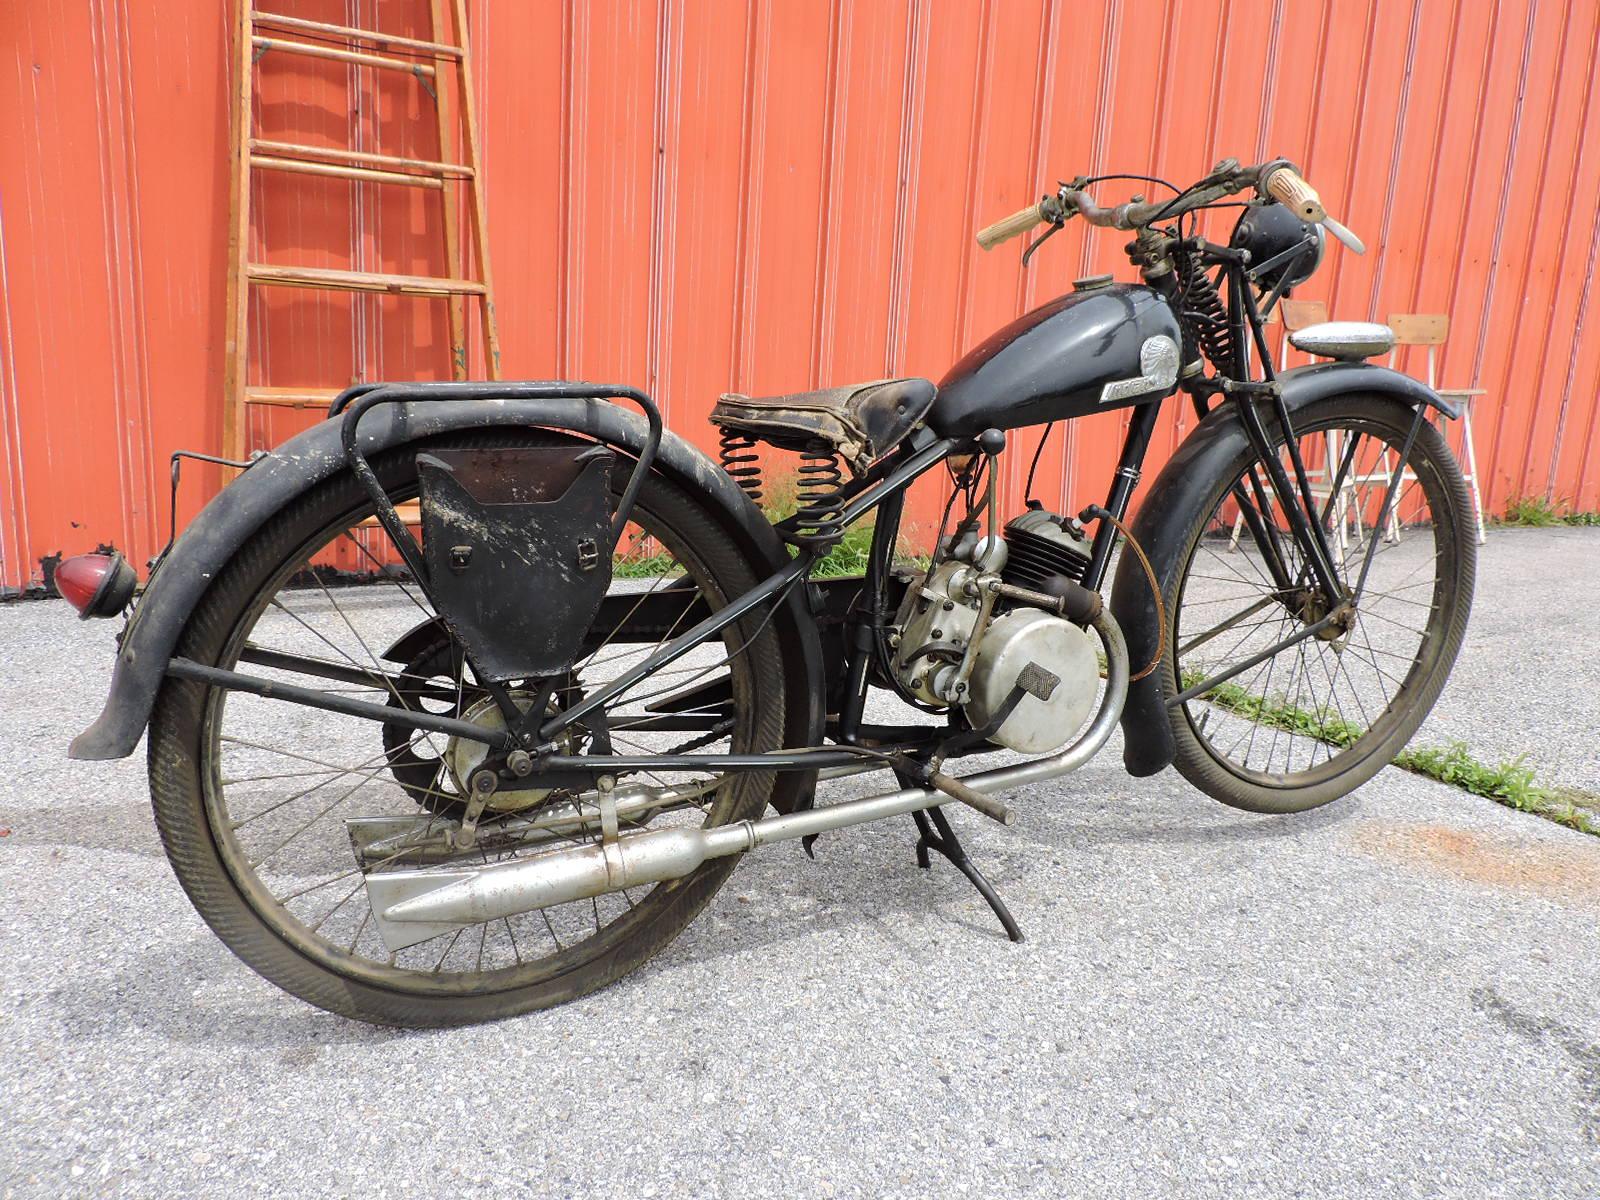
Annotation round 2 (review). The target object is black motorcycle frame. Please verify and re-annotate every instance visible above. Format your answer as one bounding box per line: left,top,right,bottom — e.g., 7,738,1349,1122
158,237,1432,793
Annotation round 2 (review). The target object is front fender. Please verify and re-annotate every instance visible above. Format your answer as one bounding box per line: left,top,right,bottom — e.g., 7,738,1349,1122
1110,361,1450,777
70,395,826,811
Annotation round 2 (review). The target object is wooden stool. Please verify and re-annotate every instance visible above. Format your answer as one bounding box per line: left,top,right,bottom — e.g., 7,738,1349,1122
1387,314,1487,544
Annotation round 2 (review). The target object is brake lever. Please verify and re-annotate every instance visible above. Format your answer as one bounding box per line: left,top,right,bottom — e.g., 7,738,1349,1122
1020,219,1063,268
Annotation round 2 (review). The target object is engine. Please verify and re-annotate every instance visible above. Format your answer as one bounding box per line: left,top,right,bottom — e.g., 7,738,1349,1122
890,509,1101,755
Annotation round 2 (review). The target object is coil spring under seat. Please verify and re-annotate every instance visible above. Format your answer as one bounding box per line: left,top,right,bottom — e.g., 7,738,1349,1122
718,427,764,503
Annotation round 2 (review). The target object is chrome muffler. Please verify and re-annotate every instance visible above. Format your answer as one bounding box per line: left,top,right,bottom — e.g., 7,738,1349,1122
365,611,1129,952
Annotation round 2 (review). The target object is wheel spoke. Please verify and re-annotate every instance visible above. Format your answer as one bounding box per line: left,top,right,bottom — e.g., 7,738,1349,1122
1174,407,1461,793
187,459,777,999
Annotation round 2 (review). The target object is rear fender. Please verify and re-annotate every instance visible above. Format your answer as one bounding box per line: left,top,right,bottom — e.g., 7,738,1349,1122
1110,362,1449,777
71,398,826,813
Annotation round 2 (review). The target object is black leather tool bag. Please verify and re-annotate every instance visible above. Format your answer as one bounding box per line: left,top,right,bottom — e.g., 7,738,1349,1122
416,444,614,682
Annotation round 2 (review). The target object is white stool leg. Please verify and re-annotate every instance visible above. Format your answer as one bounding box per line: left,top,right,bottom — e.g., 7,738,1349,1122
1459,397,1487,544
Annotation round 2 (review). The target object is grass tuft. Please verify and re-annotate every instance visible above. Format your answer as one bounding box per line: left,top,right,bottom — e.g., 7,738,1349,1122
1184,670,1598,836
1498,494,1600,528
612,468,927,581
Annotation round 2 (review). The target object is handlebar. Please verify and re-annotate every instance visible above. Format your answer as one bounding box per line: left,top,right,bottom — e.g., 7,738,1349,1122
974,159,1354,252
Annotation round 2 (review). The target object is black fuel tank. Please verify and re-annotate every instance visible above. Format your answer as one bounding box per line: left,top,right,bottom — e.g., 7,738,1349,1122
930,282,1183,438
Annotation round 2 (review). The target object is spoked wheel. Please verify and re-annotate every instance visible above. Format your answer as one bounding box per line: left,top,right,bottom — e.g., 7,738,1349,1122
148,430,786,1025
1163,394,1475,813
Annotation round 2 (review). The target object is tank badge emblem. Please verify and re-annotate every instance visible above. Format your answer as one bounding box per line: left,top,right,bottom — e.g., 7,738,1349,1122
1099,334,1180,405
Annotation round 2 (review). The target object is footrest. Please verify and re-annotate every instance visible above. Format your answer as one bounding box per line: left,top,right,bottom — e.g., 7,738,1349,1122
928,772,1015,825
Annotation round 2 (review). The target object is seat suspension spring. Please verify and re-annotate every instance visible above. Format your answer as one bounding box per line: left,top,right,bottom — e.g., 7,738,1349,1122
718,427,764,503
794,440,846,534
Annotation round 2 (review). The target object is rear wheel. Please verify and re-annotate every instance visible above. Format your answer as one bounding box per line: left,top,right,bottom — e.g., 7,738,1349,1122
1163,394,1475,813
148,430,786,1025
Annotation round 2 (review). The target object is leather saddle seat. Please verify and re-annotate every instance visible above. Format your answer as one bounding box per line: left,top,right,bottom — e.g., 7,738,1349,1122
709,377,936,475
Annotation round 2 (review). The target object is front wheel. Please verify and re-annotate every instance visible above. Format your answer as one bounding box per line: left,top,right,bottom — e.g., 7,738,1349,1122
1163,393,1475,814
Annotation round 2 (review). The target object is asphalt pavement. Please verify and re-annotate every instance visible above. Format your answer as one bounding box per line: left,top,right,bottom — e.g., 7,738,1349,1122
2,527,1598,1198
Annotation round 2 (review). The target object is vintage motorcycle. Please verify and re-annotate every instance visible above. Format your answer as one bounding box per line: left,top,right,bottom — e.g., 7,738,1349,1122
63,158,1474,1026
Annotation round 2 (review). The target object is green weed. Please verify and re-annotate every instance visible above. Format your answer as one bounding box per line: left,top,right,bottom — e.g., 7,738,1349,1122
1500,494,1563,526
1183,670,1597,836
1498,494,1600,528
611,469,926,581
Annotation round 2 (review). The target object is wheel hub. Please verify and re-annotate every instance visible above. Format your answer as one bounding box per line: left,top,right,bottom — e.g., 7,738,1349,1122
445,693,576,813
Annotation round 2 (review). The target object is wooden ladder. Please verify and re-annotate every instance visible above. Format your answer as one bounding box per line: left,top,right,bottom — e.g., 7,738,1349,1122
221,1,499,462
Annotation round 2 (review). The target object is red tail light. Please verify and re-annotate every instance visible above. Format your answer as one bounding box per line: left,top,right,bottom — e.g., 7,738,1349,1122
56,552,138,619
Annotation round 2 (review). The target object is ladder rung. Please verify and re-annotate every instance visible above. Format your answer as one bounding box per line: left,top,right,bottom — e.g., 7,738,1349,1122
250,139,475,179
244,386,344,409
358,503,421,528
253,155,444,189
252,11,464,60
247,264,487,296
252,35,437,78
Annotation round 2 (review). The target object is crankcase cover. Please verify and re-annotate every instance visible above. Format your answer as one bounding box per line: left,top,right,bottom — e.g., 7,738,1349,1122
964,608,1100,754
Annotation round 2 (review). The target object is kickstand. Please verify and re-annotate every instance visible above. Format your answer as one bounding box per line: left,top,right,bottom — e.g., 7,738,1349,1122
911,806,1025,943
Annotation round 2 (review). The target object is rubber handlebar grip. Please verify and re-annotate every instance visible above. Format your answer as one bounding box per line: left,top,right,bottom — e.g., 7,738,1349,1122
976,202,1047,251
1264,166,1327,224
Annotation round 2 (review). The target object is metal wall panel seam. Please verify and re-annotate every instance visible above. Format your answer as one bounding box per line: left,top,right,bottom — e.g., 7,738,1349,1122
557,0,573,378
1324,0,1381,323
1507,0,1585,492
1436,0,1508,400
1397,0,1465,330
952,0,995,362
1465,0,1536,393
647,0,676,423
1300,0,1335,169
1200,1,1233,176
1156,0,1195,463
564,0,589,379
1470,0,1540,505
1253,0,1286,164
1020,0,1059,323
729,0,761,391
1545,5,1600,499
884,0,928,378
810,0,846,392
1006,0,1060,506
1365,0,1424,320
109,0,159,557
88,0,146,550
0,198,27,591
1480,0,1571,501
732,0,770,393
1064,0,1124,510
349,1,372,389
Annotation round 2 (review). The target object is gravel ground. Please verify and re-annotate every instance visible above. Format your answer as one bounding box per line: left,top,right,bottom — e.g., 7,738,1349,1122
2,527,1598,1198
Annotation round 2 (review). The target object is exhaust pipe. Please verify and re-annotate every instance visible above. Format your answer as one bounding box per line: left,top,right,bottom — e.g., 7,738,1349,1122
366,611,1129,952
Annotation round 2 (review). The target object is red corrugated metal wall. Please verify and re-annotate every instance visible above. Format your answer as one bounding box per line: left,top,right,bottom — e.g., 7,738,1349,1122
3,0,1599,593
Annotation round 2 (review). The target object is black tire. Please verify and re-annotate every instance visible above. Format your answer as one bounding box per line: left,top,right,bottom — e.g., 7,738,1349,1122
147,430,785,1026
1163,393,1475,814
